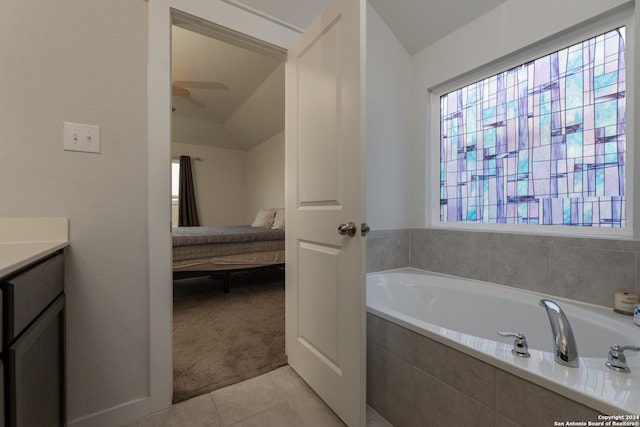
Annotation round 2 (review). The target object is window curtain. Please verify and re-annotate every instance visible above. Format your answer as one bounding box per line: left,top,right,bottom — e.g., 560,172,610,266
178,155,200,227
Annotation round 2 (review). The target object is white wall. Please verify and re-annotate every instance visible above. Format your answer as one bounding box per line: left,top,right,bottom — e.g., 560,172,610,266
245,131,285,223
0,0,149,422
172,117,240,150
366,3,412,230
227,63,285,151
172,143,247,225
411,0,635,227
173,133,284,227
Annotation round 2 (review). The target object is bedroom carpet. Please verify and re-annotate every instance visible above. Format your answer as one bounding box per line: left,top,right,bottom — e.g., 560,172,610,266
172,268,287,404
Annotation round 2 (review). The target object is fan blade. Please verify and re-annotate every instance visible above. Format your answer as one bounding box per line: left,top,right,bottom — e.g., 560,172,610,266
173,81,230,91
172,86,191,97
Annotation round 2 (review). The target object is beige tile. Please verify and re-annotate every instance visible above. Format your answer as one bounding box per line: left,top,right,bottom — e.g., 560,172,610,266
230,389,346,427
495,370,599,427
413,333,496,408
366,405,379,421
367,312,383,346
366,406,393,427
549,245,635,306
495,414,521,427
366,343,412,427
367,342,386,412
141,394,223,427
368,313,415,363
366,229,410,273
367,236,389,273
583,237,640,252
267,365,313,398
411,229,491,281
636,253,640,297
489,233,551,294
211,371,281,425
411,367,495,427
367,415,394,427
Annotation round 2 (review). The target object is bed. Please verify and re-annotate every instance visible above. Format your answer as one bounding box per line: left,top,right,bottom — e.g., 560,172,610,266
172,225,285,292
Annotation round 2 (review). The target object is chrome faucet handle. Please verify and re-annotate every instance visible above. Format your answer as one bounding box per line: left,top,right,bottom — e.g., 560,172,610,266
498,332,531,358
606,344,640,373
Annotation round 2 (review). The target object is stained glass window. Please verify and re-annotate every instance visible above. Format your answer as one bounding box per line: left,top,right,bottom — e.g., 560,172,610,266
439,27,626,227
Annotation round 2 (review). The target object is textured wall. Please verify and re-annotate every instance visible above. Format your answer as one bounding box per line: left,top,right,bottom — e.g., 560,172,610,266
0,0,149,422
172,143,247,226
245,131,285,224
366,3,413,230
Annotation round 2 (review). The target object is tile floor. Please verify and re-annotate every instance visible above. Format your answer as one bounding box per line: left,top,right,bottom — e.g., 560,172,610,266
126,365,392,427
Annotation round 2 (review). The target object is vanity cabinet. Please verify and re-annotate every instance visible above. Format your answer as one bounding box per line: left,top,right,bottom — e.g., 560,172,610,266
1,250,65,427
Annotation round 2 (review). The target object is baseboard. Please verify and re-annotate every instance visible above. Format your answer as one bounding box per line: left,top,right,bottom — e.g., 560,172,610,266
66,396,151,427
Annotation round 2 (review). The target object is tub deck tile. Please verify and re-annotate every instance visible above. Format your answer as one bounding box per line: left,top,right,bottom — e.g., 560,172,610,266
367,313,415,364
367,342,412,427
412,332,496,409
495,370,600,427
411,367,495,427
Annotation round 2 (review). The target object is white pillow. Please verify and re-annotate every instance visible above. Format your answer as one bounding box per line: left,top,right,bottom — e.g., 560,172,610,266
271,208,285,230
251,208,276,228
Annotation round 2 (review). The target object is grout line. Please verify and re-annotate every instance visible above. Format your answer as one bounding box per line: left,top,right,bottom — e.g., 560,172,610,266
409,228,415,267
206,393,226,426
633,252,637,294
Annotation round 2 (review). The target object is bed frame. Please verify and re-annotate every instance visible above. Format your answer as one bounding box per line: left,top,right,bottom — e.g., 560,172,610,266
172,226,285,293
172,263,285,293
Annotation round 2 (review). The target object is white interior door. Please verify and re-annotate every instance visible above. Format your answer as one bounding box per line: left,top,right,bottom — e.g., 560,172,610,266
285,0,366,426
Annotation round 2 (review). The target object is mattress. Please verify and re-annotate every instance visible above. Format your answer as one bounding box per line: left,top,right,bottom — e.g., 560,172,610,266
172,250,285,271
172,240,283,262
172,226,285,271
172,226,284,246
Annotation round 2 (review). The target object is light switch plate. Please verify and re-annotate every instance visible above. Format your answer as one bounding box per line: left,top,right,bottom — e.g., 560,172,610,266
63,122,100,153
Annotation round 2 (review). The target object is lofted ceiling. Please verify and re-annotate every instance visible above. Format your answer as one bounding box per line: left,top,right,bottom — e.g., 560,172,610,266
231,0,508,54
367,0,508,55
171,0,508,151
171,26,284,151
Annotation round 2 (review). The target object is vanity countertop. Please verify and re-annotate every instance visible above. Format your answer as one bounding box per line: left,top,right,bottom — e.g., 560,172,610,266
0,218,69,278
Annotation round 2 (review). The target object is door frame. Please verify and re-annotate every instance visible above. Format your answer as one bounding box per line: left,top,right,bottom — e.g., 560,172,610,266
147,0,300,412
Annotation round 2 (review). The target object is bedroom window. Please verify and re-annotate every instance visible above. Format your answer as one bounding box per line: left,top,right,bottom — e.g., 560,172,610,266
438,26,627,230
171,160,180,202
171,160,180,227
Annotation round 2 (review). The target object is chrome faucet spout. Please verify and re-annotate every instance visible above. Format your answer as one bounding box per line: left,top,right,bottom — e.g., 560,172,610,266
539,299,579,368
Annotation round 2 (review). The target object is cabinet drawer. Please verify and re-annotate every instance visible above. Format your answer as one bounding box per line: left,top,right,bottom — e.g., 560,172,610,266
0,359,4,427
8,294,64,427
5,253,64,342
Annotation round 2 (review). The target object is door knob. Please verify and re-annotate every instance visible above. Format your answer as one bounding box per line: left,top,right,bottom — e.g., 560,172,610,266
338,221,357,237
361,223,370,236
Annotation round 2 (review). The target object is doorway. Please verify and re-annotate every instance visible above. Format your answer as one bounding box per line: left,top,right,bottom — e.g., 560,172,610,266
148,4,367,423
169,17,287,403
148,3,299,411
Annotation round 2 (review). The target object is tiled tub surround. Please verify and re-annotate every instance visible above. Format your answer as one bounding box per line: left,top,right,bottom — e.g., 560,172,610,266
366,229,411,273
411,228,640,307
367,313,601,427
366,268,640,415
365,228,640,425
367,228,640,307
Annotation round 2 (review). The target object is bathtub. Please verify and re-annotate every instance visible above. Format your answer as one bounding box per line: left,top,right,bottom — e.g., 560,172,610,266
366,268,640,417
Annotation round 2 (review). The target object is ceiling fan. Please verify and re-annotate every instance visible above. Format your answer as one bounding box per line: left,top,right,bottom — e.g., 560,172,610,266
172,81,230,97
171,81,229,112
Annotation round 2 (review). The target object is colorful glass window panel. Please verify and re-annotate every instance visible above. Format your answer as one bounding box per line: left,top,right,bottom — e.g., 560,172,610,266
440,27,626,227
